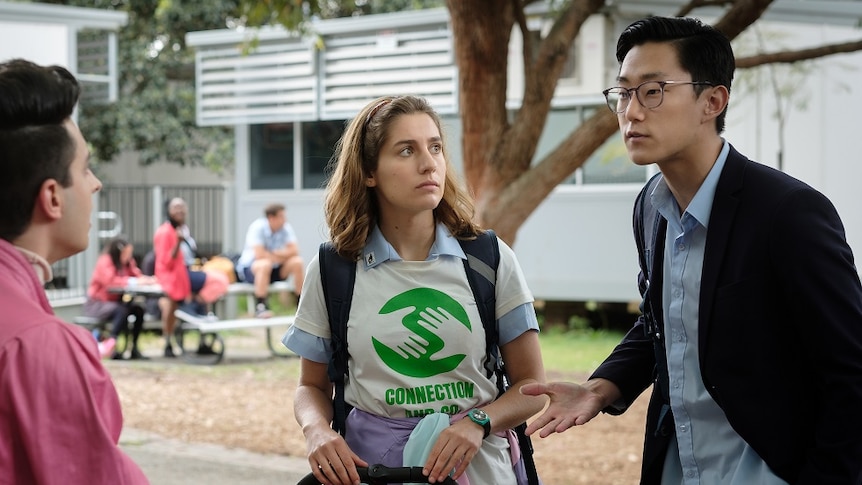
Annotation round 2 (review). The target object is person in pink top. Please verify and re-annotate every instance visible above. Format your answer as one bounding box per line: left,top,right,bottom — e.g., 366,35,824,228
153,197,193,357
154,197,229,357
83,236,157,360
0,59,149,483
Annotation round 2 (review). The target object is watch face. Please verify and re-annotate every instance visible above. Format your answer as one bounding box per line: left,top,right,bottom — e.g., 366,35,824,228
470,409,488,422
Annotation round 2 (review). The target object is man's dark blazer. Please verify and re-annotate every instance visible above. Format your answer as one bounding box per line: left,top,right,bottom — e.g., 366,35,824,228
591,145,862,484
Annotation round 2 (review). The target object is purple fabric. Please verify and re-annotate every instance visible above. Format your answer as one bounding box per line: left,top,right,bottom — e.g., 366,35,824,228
344,408,537,485
345,408,421,469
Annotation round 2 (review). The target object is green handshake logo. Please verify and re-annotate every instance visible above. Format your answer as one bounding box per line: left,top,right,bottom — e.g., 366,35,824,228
373,288,472,378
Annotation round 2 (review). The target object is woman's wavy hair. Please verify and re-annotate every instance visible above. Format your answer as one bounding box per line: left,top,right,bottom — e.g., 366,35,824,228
324,95,481,260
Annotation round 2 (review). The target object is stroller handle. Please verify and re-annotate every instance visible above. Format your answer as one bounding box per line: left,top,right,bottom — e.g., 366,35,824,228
297,464,458,485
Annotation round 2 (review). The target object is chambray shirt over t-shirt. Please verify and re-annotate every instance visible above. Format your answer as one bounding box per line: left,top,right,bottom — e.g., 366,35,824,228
653,140,786,485
283,223,539,484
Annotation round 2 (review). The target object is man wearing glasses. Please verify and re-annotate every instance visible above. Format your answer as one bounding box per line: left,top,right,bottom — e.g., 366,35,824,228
522,16,862,484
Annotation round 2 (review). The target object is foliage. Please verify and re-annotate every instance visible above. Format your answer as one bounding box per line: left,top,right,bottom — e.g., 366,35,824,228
34,0,240,171
235,0,443,30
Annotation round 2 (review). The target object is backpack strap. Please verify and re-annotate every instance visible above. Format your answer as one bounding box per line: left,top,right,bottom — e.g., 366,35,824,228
633,173,672,435
459,230,539,485
319,242,356,436
458,230,502,385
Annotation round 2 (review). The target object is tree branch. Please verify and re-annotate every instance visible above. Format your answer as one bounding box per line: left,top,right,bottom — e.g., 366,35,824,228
498,0,603,179
711,0,774,40
513,0,533,97
677,0,731,18
736,39,862,68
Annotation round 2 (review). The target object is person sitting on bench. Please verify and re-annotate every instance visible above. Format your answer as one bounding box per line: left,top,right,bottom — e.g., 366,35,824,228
82,236,156,360
235,203,304,318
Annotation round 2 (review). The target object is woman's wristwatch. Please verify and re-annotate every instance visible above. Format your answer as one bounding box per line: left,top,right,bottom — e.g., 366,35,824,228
467,408,491,439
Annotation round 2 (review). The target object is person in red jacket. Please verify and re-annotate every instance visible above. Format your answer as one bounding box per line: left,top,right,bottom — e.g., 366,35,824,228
153,197,193,358
83,236,157,360
153,197,229,357
0,59,149,483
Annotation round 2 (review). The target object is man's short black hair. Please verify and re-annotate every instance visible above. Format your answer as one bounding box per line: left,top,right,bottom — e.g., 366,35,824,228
0,59,80,241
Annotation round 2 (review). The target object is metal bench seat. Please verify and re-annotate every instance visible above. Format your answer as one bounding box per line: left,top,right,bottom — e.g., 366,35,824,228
173,309,295,365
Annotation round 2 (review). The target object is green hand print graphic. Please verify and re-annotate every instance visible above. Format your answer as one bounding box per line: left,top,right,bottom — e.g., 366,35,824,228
373,287,472,378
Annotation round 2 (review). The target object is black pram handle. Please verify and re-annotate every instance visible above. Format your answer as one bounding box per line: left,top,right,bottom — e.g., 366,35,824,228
297,464,458,485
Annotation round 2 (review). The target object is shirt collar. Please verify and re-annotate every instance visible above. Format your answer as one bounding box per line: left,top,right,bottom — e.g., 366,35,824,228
652,139,730,229
361,223,466,270
15,245,53,284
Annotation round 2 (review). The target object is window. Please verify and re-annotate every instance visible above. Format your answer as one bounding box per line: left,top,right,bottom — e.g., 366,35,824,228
581,136,646,184
302,120,345,189
249,121,346,190
250,124,294,190
555,107,647,185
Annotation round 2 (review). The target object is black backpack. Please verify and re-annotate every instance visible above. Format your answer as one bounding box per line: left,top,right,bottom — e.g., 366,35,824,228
319,230,539,485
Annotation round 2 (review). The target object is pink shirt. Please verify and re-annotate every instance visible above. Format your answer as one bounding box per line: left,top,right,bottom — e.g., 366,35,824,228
87,253,143,302
0,239,149,484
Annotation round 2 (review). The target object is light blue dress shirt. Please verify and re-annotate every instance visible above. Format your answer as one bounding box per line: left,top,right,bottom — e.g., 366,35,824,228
653,141,786,485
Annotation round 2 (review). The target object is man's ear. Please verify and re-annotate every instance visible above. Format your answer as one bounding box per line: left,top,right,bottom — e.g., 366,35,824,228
704,85,729,121
36,179,63,222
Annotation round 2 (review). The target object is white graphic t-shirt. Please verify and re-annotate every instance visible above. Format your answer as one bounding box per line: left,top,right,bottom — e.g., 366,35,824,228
291,225,534,417
347,256,498,417
287,225,534,485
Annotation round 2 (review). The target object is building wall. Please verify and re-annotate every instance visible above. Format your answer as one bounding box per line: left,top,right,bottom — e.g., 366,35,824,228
724,21,862,268
0,20,68,66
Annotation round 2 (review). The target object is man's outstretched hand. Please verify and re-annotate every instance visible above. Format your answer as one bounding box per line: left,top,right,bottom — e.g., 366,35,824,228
520,380,615,438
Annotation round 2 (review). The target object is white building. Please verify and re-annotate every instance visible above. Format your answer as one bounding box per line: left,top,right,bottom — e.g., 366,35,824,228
185,2,862,307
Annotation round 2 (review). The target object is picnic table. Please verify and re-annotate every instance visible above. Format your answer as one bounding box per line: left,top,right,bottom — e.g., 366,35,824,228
172,309,296,365
92,282,297,364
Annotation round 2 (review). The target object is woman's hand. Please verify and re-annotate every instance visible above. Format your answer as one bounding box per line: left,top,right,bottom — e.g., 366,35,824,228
305,425,367,485
422,418,483,483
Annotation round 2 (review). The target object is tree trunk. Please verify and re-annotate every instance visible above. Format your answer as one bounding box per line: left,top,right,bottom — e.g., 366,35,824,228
446,0,514,202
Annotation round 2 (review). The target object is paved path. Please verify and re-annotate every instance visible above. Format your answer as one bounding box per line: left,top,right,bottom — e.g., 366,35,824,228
120,427,311,485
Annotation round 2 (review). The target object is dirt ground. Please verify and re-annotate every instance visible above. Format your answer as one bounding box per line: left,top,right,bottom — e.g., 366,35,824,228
107,331,647,485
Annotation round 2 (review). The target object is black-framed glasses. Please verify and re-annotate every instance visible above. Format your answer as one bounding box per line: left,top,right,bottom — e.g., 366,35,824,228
602,80,714,113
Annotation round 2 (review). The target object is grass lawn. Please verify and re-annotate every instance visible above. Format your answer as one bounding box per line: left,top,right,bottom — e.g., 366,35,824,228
538,328,624,375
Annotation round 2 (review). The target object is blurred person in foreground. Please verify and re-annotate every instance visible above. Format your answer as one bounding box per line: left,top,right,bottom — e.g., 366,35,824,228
522,16,862,484
0,58,149,483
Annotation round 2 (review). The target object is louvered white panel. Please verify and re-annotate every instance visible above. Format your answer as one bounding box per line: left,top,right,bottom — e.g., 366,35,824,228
320,28,456,120
196,40,317,126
